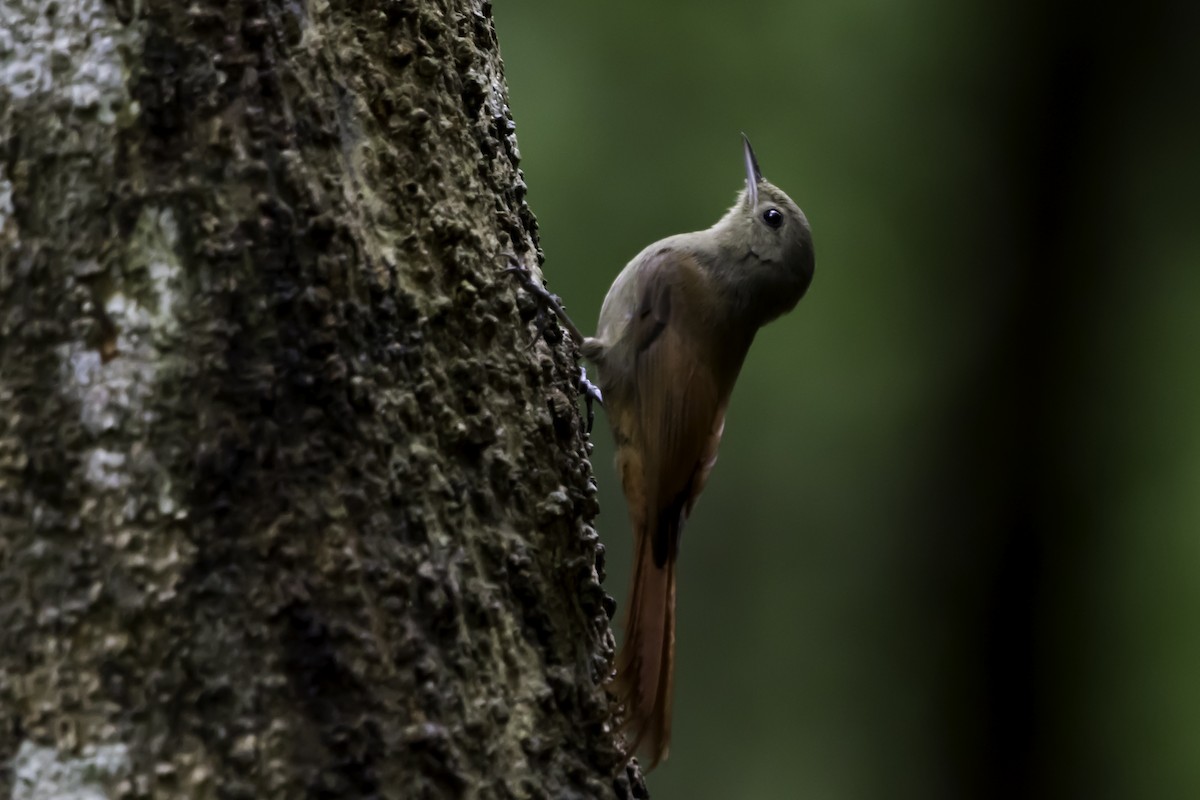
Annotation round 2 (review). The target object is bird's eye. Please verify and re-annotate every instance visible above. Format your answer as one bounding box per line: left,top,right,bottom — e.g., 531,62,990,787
762,208,783,228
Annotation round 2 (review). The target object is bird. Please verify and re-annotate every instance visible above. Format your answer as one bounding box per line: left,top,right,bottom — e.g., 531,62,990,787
508,134,814,768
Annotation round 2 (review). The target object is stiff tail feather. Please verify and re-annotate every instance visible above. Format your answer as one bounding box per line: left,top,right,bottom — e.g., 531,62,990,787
614,521,678,769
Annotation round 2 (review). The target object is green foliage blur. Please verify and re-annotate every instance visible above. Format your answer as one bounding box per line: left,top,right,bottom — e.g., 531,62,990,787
494,2,1200,797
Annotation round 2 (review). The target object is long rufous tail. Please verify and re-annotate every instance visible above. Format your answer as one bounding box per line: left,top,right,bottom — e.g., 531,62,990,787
614,517,678,769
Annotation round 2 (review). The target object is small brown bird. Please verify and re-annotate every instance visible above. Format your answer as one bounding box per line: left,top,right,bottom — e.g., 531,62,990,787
508,135,814,768
583,136,815,767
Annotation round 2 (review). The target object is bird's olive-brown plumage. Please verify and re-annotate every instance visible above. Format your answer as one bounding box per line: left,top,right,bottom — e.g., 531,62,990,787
581,136,814,768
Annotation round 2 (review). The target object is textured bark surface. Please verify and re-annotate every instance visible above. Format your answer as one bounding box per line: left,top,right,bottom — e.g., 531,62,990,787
0,0,642,797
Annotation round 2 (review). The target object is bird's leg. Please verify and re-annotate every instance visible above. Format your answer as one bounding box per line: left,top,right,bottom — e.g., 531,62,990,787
502,254,585,346
578,366,603,434
503,254,604,434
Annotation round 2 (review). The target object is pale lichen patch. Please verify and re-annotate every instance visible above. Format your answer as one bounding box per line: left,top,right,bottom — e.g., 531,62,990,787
56,344,144,437
128,207,182,331
11,740,130,800
56,205,184,438
82,448,128,490
0,164,13,233
0,0,131,115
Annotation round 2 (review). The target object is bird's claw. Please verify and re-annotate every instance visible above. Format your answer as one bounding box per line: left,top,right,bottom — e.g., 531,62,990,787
503,253,603,436
578,366,603,434
502,253,584,346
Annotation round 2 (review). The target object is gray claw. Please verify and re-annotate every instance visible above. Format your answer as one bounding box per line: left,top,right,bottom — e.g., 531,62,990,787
502,254,603,436
502,254,585,346
579,366,604,434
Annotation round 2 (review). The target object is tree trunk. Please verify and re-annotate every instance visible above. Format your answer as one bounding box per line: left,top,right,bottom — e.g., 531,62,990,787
0,1,640,797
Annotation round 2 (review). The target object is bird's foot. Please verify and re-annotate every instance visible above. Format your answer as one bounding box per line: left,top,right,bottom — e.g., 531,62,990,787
578,366,604,434
502,253,584,346
502,254,603,435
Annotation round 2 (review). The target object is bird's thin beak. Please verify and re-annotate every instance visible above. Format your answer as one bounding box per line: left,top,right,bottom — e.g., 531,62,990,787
742,133,762,209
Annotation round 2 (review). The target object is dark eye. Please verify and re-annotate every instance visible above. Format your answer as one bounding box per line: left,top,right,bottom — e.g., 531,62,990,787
762,208,783,228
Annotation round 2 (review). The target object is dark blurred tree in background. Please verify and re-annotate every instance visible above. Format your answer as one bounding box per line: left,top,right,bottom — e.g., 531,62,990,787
496,1,1200,798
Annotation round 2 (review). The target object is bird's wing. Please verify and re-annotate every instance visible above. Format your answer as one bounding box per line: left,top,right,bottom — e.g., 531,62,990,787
608,248,729,768
620,249,727,559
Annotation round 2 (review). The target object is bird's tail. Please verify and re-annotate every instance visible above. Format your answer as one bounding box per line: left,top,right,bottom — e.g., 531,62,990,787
614,512,679,770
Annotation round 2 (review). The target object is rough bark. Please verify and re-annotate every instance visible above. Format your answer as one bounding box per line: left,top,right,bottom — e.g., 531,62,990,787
0,0,640,797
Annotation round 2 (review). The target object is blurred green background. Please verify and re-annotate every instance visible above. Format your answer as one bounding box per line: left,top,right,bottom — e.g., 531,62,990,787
493,2,1200,798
